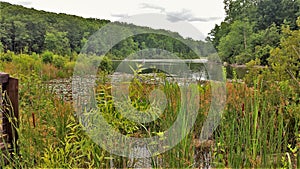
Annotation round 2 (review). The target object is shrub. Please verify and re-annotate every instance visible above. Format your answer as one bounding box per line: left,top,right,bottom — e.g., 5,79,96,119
41,51,54,64
0,50,13,62
53,55,66,68
99,56,113,73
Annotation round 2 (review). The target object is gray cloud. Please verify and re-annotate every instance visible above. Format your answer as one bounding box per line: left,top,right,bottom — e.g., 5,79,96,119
140,3,221,23
111,13,129,18
166,9,221,22
188,16,221,22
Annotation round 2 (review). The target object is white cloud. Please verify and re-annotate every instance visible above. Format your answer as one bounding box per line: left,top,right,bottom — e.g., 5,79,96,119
140,3,165,12
140,3,221,23
17,1,32,6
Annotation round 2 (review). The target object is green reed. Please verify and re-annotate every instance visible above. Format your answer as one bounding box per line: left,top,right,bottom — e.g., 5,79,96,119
212,73,299,168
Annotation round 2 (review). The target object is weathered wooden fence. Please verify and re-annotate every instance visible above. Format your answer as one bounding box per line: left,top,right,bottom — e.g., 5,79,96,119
0,72,19,163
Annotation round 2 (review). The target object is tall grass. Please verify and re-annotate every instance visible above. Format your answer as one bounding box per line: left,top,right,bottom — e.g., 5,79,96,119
92,70,196,168
0,53,299,168
213,74,299,168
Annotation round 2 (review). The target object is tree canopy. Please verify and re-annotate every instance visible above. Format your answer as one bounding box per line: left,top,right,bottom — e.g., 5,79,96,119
208,0,300,65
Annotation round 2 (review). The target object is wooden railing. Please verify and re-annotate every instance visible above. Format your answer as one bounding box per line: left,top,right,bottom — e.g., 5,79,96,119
0,72,19,162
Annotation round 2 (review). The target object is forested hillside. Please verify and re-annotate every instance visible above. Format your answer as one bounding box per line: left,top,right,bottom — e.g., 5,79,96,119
207,0,300,65
0,1,215,59
0,2,109,55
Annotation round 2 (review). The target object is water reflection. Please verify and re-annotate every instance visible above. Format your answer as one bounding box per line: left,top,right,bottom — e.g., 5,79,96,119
112,59,248,80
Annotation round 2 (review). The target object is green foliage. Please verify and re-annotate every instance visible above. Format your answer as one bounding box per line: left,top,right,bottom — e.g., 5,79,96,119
64,61,76,74
207,21,230,49
52,55,66,69
0,2,215,59
12,53,42,73
98,56,113,73
218,20,254,64
0,55,299,167
0,2,109,54
213,79,299,168
267,17,300,82
223,0,257,23
44,31,71,56
253,45,272,65
0,50,13,62
0,1,299,168
41,51,53,64
256,0,300,30
95,87,140,135
41,119,106,168
251,23,281,65
0,71,113,168
0,41,4,53
209,0,300,65
244,58,262,85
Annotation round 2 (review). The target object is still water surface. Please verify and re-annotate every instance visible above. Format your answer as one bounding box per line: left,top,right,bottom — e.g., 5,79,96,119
112,59,247,80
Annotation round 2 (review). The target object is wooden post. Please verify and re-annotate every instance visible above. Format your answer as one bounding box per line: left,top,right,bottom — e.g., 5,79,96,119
6,77,19,152
0,72,19,154
0,73,9,84
0,73,9,151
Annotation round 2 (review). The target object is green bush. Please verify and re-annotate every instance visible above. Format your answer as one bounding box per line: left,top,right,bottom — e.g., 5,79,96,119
12,53,42,73
53,55,66,68
99,56,113,73
0,50,13,62
41,51,54,64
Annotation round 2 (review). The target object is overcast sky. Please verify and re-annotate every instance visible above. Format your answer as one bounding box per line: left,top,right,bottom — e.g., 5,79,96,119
2,0,226,40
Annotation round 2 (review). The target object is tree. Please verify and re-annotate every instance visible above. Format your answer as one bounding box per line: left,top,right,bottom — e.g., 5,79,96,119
114,37,138,58
223,0,258,23
0,1,216,59
250,23,281,65
207,22,231,49
256,0,300,30
26,21,46,53
0,20,30,53
267,17,300,82
44,30,71,56
0,41,3,53
217,20,254,64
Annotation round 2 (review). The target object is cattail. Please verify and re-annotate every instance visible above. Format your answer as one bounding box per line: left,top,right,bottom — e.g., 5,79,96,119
242,103,245,112
32,112,36,128
241,103,245,118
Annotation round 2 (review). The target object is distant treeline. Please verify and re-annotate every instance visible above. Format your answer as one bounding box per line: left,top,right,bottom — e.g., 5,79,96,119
207,0,300,64
0,2,215,59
